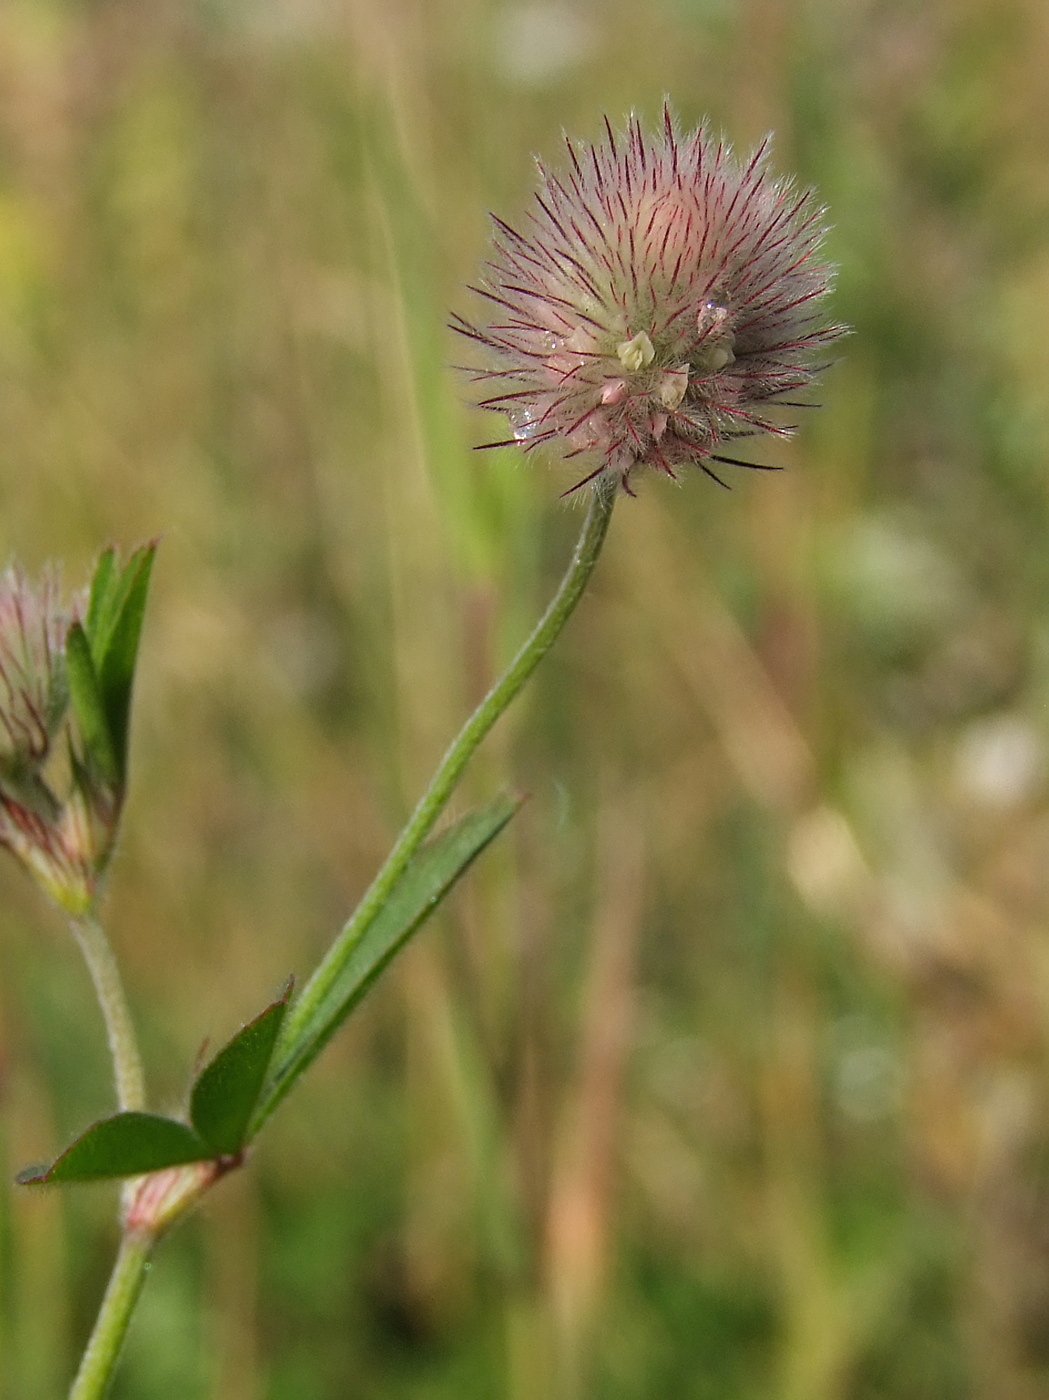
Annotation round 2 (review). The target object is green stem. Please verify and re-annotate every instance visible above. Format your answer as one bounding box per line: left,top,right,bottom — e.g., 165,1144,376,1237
67,913,150,1399
68,1231,154,1400
70,911,146,1113
259,480,617,1125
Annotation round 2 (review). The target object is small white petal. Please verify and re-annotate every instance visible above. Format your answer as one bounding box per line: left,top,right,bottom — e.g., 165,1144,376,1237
617,331,655,372
658,365,689,409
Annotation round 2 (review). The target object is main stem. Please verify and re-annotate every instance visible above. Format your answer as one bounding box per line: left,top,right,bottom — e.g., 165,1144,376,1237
68,1230,154,1400
66,911,149,1397
70,910,146,1113
268,480,617,1103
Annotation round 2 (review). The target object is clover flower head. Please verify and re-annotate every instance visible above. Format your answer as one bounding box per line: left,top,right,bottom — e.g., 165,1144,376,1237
455,105,844,495
0,564,75,768
0,787,100,913
0,560,114,915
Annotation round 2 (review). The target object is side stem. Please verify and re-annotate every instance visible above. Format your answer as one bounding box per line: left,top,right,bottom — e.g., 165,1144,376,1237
68,1230,154,1400
263,480,617,1119
69,910,146,1113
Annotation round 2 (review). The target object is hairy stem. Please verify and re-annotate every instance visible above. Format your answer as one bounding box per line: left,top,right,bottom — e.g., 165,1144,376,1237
70,910,146,1113
68,1231,154,1400
258,479,617,1126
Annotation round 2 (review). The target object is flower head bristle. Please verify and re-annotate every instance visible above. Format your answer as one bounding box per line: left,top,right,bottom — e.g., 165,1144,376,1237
456,105,844,495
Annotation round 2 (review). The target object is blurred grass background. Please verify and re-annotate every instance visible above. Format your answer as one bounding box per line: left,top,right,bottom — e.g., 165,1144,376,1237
2,0,1049,1395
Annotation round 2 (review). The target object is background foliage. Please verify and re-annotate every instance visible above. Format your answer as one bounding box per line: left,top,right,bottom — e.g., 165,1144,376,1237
2,0,1049,1396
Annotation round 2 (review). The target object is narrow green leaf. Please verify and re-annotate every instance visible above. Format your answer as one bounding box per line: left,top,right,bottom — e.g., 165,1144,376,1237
65,622,119,787
95,543,157,781
85,546,119,656
16,1113,210,1185
87,544,149,663
190,981,292,1155
254,793,523,1130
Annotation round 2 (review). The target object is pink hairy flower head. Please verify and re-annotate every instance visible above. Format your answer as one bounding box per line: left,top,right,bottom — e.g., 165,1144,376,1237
0,565,73,767
0,561,116,914
455,106,843,495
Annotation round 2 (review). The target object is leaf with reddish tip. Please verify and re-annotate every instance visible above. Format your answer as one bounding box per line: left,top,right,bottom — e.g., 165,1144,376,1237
16,1113,211,1185
190,981,292,1155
